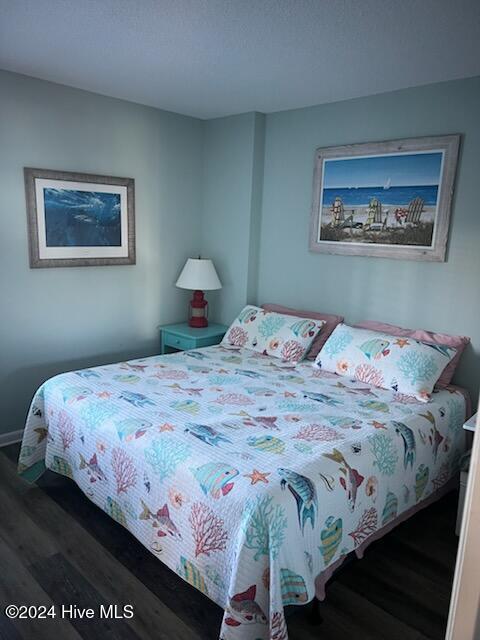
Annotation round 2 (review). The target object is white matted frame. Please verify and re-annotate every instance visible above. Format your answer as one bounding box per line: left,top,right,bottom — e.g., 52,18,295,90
309,135,460,261
24,167,135,268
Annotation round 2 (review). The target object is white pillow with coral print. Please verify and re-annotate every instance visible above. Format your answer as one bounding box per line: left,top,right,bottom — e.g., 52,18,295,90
314,324,457,402
221,305,325,364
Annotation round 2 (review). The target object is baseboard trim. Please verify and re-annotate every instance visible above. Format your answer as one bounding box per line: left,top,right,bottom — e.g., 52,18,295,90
0,429,23,448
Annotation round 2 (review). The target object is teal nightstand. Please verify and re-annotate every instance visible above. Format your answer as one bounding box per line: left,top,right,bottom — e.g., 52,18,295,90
160,322,228,355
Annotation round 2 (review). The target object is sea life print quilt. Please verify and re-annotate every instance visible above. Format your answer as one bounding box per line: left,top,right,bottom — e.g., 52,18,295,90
18,345,467,640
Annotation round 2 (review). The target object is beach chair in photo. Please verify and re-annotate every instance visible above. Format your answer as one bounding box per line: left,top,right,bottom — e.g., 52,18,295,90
330,197,345,227
363,197,387,231
341,213,361,229
405,197,425,225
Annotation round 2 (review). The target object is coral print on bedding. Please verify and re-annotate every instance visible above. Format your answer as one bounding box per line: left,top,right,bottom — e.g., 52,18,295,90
19,344,467,640
221,305,325,364
316,324,457,402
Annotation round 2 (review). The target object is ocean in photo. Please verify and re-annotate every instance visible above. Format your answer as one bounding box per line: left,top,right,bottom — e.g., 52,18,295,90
44,188,121,247
321,184,438,207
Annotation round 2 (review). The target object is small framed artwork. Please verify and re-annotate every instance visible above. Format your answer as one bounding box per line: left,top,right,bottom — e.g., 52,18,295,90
309,135,460,261
24,168,135,268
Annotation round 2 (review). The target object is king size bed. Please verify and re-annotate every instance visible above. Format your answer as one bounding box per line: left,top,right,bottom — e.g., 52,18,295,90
18,341,468,640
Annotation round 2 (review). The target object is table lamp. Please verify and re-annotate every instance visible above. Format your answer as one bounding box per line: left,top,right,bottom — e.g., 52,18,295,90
175,258,222,327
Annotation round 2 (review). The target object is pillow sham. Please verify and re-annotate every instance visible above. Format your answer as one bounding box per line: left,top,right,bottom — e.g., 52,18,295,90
221,305,325,364
261,303,344,360
355,320,470,388
315,324,457,402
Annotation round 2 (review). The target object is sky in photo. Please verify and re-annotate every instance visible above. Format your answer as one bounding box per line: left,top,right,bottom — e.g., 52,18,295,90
323,152,443,188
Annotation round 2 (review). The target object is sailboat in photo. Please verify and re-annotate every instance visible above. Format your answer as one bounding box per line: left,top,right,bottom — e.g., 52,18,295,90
383,177,391,190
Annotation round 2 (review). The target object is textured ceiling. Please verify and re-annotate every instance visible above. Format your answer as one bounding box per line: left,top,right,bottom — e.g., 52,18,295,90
1,0,479,119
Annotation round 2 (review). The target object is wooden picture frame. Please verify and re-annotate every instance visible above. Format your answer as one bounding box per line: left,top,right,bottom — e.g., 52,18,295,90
24,167,135,268
309,135,460,261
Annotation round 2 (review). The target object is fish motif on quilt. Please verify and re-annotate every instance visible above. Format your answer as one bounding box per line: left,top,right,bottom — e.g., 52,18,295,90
381,491,398,525
280,568,309,604
319,516,343,566
184,423,232,447
79,452,107,483
62,386,92,403
115,418,153,442
178,557,208,595
17,343,467,640
140,500,182,539
323,448,364,512
50,455,73,478
247,435,285,455
415,464,430,501
393,421,416,469
191,462,239,499
224,584,267,627
119,390,155,408
105,497,128,528
278,468,317,533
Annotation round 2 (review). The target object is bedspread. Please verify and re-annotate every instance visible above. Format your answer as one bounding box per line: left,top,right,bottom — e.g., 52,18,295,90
19,345,467,639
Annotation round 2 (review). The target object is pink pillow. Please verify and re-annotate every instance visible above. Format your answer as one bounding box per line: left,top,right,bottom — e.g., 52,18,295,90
261,303,344,360
355,320,470,388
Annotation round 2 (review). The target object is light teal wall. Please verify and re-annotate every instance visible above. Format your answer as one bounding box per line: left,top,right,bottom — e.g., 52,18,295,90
257,78,480,402
2,71,479,436
200,112,265,324
0,70,203,434
246,113,266,304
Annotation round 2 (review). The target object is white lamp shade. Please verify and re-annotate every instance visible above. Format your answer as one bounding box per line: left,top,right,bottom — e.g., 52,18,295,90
175,258,222,291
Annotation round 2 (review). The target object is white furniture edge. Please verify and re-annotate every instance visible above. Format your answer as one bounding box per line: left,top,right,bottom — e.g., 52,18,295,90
463,412,477,432
0,428,24,448
446,409,480,639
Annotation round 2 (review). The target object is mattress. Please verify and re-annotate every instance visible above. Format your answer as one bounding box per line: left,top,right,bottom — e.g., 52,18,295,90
18,345,468,640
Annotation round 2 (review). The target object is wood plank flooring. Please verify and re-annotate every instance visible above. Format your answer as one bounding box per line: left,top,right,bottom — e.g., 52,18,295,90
0,443,458,640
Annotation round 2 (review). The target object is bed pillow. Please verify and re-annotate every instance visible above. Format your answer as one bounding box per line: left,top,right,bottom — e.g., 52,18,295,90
315,324,457,402
261,303,343,360
355,320,470,388
221,305,325,364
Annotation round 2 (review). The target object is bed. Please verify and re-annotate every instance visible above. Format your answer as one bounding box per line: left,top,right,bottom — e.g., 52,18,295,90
18,344,468,640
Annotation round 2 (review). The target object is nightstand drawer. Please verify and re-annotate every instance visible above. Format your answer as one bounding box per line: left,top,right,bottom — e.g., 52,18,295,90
194,334,226,348
160,322,228,354
163,333,195,351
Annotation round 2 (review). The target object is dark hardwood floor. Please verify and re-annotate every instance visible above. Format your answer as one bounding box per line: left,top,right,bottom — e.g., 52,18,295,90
0,443,458,640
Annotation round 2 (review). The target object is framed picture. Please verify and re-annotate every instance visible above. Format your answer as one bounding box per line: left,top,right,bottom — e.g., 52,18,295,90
309,135,460,261
24,168,135,268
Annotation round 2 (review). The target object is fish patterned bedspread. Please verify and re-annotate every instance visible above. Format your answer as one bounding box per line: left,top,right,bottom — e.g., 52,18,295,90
18,345,467,640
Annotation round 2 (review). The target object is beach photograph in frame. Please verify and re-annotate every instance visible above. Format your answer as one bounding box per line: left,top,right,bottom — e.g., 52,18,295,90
309,135,460,261
24,168,135,268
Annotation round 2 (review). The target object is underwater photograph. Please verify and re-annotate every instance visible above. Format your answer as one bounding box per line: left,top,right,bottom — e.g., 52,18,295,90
43,187,122,247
